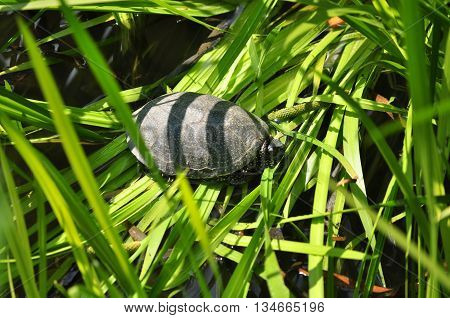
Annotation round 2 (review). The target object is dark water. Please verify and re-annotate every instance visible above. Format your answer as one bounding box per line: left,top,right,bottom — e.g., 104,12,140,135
0,11,211,105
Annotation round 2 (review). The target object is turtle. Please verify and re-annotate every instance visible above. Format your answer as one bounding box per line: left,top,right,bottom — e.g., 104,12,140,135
127,92,284,184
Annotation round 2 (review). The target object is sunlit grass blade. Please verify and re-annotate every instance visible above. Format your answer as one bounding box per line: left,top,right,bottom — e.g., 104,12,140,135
318,71,431,245
0,146,39,298
0,0,234,16
150,185,220,294
285,29,343,109
0,87,103,139
17,17,144,296
35,13,114,46
362,176,398,297
308,108,344,298
176,0,278,95
222,220,265,297
261,168,290,298
178,174,223,294
401,0,447,296
199,0,277,93
35,185,48,297
161,186,261,290
149,0,219,31
58,0,166,190
330,180,450,291
0,112,103,296
344,70,378,296
272,122,357,179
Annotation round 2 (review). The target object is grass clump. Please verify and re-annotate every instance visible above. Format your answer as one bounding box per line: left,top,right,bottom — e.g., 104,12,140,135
0,0,449,298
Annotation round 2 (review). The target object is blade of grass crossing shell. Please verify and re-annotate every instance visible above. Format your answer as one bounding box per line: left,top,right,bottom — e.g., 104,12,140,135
17,18,144,296
0,147,39,298
58,0,167,191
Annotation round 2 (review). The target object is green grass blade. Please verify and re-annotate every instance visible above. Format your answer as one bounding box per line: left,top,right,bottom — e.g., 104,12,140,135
308,108,344,298
0,147,39,298
58,0,167,190
178,174,223,294
261,168,290,298
35,185,48,297
0,112,103,296
0,0,234,16
401,1,447,296
17,17,144,296
318,71,431,245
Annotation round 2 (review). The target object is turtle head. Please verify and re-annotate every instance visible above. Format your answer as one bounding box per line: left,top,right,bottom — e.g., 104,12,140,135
264,138,285,168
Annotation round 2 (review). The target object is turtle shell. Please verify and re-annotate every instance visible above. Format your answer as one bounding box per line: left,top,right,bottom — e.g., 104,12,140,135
127,92,271,179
